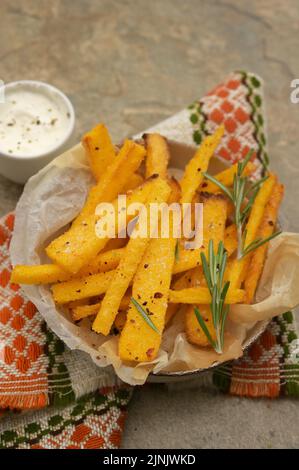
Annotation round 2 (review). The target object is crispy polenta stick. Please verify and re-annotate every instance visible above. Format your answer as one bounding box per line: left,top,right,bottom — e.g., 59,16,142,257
75,139,145,224
244,182,284,303
46,173,158,275
51,271,115,304
167,177,181,204
173,226,236,274
92,179,171,335
82,123,116,180
11,248,125,285
122,173,144,193
165,266,200,325
168,287,244,304
144,133,170,179
185,189,227,347
180,125,224,204
173,193,228,274
11,264,71,285
46,140,145,273
119,235,177,362
200,161,255,193
114,310,128,333
183,267,215,347
223,224,237,257
72,302,102,321
104,237,128,251
79,248,125,276
72,294,130,322
229,173,277,289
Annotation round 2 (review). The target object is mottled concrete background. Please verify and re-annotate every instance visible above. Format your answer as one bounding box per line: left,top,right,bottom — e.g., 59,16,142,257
0,0,298,448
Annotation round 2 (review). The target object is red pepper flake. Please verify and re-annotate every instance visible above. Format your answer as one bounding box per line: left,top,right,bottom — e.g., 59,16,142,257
146,348,155,358
154,292,163,299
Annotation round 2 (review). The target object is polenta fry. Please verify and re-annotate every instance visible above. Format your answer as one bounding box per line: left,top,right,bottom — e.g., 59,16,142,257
119,235,177,362
51,271,114,304
244,182,284,303
200,161,255,193
180,125,224,204
46,173,159,274
11,248,125,285
92,177,171,336
11,264,70,285
168,287,244,304
144,133,170,179
122,173,144,193
185,304,216,347
229,173,277,288
82,123,116,180
72,294,130,322
75,139,145,223
173,192,228,274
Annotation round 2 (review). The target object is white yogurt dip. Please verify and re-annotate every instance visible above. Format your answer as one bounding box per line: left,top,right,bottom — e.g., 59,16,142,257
0,81,74,157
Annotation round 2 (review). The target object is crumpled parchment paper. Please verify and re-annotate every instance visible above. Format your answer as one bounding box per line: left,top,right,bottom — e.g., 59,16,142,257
10,143,299,385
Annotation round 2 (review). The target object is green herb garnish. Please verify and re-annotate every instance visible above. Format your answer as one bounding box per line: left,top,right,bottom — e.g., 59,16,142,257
203,150,280,259
131,297,159,333
194,240,229,354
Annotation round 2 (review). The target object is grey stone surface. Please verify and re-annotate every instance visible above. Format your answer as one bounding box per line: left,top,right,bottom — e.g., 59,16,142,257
0,0,298,449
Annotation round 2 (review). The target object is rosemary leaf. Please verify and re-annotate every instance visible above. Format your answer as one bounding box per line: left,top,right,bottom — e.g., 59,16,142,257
241,231,281,258
202,172,233,200
195,240,230,354
131,297,160,334
194,307,215,349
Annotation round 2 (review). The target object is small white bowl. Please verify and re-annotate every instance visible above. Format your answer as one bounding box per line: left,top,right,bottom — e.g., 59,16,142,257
0,80,75,184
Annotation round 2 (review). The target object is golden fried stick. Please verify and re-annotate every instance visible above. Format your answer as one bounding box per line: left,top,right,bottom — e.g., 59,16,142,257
168,287,244,304
200,161,255,193
180,126,224,204
244,182,284,303
144,133,170,179
46,172,158,275
92,178,171,336
82,123,116,180
173,193,228,274
229,173,277,289
11,248,125,285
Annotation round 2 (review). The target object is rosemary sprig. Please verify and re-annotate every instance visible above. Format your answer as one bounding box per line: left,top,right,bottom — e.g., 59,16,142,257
194,240,230,354
203,150,280,259
131,297,159,333
241,231,281,258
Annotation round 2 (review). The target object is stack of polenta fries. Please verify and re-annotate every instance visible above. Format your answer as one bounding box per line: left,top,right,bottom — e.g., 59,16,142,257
11,123,284,363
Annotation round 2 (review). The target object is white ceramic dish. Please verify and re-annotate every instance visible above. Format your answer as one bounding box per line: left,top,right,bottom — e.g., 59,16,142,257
0,80,75,184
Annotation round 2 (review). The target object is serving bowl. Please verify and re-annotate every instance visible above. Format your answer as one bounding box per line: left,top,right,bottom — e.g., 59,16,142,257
11,137,272,384
0,80,75,184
